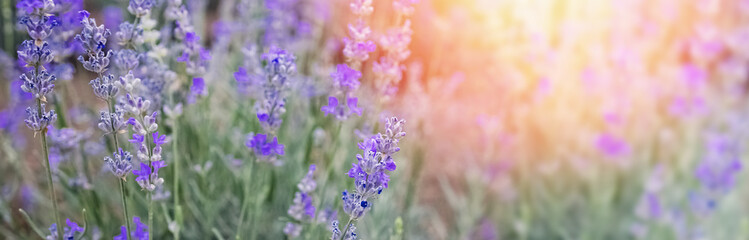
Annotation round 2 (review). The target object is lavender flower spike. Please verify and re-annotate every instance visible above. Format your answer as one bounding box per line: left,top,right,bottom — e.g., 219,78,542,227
285,165,318,238
104,148,134,179
24,104,56,132
335,117,406,239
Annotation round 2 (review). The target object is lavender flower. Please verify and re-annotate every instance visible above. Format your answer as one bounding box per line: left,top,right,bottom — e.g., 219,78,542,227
19,13,59,42
75,11,113,74
187,77,206,104
695,133,742,193
89,73,119,100
117,71,142,93
47,126,83,151
373,0,417,94
114,217,150,239
284,165,318,238
20,68,56,99
16,0,55,15
45,218,84,240
176,32,211,77
104,148,134,179
245,132,284,163
133,161,166,191
17,40,53,66
98,108,127,134
128,0,155,17
322,64,362,120
330,220,357,240
115,22,143,48
254,47,296,133
24,104,56,132
335,117,405,238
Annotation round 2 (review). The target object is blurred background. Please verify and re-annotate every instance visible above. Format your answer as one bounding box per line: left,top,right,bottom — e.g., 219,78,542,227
3,0,749,239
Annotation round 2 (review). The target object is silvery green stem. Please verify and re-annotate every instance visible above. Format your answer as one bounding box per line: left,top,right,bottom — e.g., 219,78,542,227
118,179,132,239
339,218,354,240
172,115,181,240
107,97,132,238
37,98,64,240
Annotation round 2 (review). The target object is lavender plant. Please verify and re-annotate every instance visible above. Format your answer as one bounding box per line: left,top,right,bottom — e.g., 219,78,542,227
16,0,65,238
333,117,406,239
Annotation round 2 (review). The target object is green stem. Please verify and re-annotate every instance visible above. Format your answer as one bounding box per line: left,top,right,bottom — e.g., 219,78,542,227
119,179,132,239
235,160,255,240
172,115,181,240
339,218,354,240
37,98,64,240
107,98,131,238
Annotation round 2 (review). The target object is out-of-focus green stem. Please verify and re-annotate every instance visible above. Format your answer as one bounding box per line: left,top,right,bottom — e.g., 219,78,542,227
37,98,64,240
172,115,182,240
1,0,13,53
235,160,255,240
18,208,46,238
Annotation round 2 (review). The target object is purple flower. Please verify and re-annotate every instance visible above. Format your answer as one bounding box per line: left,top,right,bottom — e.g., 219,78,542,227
596,133,630,157
17,40,53,66
176,31,210,76
19,15,59,41
133,160,166,191
98,108,127,134
104,148,134,179
339,117,406,226
187,77,206,104
245,133,284,162
89,73,119,100
132,216,149,240
20,68,56,99
254,47,296,134
128,0,154,17
133,162,151,182
23,104,56,132
46,218,84,240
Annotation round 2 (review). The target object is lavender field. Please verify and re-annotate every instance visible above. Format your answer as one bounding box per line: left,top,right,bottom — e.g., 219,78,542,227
1,0,749,239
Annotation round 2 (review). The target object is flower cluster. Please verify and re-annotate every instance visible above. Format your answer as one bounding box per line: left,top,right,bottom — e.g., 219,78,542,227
104,148,134,179
330,220,357,240
694,133,743,199
372,0,417,94
343,0,376,67
264,0,309,46
255,47,296,133
97,108,127,134
75,10,113,74
242,47,296,164
19,66,56,100
125,97,168,191
46,219,84,240
234,45,263,98
284,164,318,238
321,64,363,120
114,216,149,240
245,132,284,163
176,32,211,77
133,160,167,191
335,117,406,238
23,103,56,132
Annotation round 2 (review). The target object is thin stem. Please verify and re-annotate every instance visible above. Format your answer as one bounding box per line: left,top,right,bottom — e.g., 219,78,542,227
339,218,354,240
148,193,154,240
37,98,64,240
235,160,255,240
172,115,181,240
107,98,131,238
119,179,132,239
